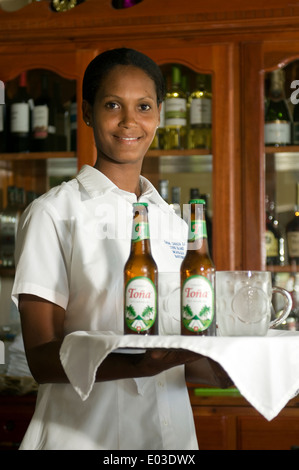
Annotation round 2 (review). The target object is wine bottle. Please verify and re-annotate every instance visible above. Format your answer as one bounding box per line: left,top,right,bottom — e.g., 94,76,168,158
265,195,285,266
158,179,169,203
150,101,165,150
53,81,67,151
0,102,6,152
293,99,299,144
188,74,212,150
9,72,32,153
170,186,181,217
32,73,56,152
190,188,201,200
164,66,187,150
264,69,291,146
70,95,77,151
286,183,299,266
0,186,22,267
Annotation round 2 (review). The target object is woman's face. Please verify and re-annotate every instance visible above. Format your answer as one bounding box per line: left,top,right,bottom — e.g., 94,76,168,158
84,65,161,166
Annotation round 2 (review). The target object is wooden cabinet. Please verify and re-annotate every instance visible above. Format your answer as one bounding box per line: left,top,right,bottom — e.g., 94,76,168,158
0,395,35,450
190,389,299,450
1,1,299,271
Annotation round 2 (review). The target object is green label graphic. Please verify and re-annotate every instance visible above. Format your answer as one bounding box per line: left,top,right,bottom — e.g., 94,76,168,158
182,275,214,332
125,277,157,332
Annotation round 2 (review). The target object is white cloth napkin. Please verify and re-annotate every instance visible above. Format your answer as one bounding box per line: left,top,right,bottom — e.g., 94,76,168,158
60,329,299,421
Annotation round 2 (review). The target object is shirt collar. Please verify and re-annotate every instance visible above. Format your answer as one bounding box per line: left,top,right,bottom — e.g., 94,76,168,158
76,165,171,211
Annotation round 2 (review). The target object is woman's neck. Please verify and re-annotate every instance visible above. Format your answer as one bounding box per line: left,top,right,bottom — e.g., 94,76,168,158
94,159,142,197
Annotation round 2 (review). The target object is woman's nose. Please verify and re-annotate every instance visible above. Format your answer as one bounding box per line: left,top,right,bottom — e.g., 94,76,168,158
119,107,137,128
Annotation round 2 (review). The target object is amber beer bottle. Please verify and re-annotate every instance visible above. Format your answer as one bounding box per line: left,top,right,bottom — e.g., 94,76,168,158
124,202,158,335
181,199,216,336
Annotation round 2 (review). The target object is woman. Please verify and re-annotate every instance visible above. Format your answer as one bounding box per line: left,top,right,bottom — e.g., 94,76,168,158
12,48,231,450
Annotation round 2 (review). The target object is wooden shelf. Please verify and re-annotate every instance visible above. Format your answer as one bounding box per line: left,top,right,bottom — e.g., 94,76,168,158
265,145,299,154
146,148,212,157
0,152,76,162
267,265,299,273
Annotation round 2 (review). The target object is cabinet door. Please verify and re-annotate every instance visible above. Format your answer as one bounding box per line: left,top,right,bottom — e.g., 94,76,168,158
238,415,299,450
144,44,242,270
192,411,237,450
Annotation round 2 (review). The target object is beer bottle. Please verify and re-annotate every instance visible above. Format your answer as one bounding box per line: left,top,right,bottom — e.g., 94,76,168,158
124,202,158,335
181,199,215,336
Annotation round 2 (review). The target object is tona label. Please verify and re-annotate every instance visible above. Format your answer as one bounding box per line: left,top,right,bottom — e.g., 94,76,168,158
125,277,157,332
182,275,214,332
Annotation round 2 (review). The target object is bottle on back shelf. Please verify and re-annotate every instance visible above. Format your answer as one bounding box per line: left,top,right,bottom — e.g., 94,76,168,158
170,186,181,217
9,72,32,153
0,186,23,268
265,195,285,266
164,65,187,150
53,80,67,151
32,73,56,152
286,183,299,266
181,199,215,336
264,68,291,146
0,82,7,153
188,74,212,150
124,202,158,335
150,101,165,150
158,179,169,203
70,95,77,151
293,96,299,145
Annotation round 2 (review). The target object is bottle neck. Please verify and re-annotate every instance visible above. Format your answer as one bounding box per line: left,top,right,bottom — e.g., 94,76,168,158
187,203,210,253
130,205,151,255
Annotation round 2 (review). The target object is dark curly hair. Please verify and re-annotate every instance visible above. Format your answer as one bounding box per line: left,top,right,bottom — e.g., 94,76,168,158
82,48,165,106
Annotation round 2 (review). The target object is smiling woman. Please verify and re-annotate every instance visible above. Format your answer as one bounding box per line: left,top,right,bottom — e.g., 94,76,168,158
12,47,231,450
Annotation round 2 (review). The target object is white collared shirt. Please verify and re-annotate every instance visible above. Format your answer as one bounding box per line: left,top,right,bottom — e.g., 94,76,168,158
12,165,198,450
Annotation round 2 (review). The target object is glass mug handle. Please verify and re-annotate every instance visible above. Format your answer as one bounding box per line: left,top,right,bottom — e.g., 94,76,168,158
269,286,292,329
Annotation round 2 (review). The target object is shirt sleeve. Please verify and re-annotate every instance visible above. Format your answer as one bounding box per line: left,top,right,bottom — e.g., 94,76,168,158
12,199,70,310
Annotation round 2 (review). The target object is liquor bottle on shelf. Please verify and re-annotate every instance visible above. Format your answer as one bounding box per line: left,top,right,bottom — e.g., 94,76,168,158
286,183,299,266
170,186,181,217
0,101,7,153
265,195,285,266
188,74,212,150
164,65,187,150
150,101,165,150
53,81,67,151
190,187,201,200
0,186,23,268
181,199,215,336
200,193,213,257
31,73,56,152
124,202,158,335
158,179,169,203
264,68,291,147
9,72,32,153
293,98,299,145
70,95,77,151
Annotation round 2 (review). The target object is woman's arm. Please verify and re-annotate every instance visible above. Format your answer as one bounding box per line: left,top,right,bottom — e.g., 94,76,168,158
19,294,233,388
19,294,200,384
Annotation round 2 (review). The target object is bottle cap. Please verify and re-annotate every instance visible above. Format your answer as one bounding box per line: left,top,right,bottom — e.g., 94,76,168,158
189,199,205,205
133,202,148,207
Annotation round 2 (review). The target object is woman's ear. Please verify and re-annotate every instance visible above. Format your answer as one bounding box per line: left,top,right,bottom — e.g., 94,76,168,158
82,100,93,127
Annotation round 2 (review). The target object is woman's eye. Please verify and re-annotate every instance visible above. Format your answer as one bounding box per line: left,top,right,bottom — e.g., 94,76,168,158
105,102,119,110
140,103,151,111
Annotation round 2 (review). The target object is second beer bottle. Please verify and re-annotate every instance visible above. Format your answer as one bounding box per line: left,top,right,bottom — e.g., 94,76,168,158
124,202,158,335
181,199,215,336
